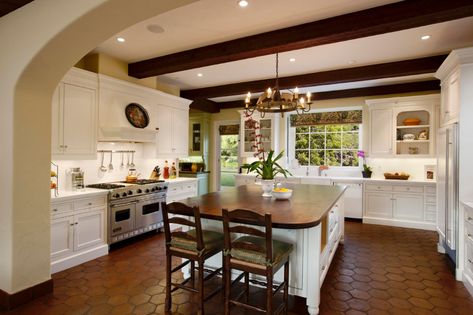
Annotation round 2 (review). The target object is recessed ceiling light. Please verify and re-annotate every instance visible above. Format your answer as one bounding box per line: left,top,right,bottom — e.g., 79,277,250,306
147,24,165,34
116,37,125,43
421,35,431,40
289,58,296,62
197,73,203,77
238,0,249,8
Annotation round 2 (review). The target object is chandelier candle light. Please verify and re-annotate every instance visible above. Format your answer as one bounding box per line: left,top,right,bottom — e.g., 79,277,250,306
244,53,312,117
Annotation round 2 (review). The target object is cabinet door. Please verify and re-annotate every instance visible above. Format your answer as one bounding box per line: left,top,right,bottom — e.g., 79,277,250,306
51,85,63,155
73,209,105,252
172,109,189,156
197,175,209,196
393,194,424,222
365,192,393,218
51,216,74,260
155,106,173,155
62,83,97,155
189,120,202,156
443,70,460,125
370,109,393,156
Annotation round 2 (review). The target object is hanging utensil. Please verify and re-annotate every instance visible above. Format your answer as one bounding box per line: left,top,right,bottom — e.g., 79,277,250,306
130,151,136,168
126,152,130,168
99,152,107,172
108,152,114,171
120,152,125,168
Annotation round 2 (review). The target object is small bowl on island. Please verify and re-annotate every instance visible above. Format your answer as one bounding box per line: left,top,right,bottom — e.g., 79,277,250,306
272,187,293,200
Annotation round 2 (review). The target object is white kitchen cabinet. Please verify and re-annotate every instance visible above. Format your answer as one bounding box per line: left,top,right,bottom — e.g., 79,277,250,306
155,105,189,157
440,69,460,126
74,209,105,252
52,68,98,159
51,216,74,261
369,108,393,156
393,194,424,222
333,182,363,219
365,192,393,219
50,193,108,273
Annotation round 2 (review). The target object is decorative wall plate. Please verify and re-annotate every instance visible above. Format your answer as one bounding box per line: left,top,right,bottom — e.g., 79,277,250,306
125,103,149,128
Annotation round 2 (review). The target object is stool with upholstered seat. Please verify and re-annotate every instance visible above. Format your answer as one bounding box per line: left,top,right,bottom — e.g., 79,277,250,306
222,208,293,315
162,202,224,315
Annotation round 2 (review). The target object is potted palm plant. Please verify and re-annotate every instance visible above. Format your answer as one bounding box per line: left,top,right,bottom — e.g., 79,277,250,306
242,150,292,197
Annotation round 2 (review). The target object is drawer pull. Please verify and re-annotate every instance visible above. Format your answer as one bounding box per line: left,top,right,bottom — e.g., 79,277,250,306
468,217,473,221
88,203,92,206
321,266,326,271
53,209,58,212
330,210,334,214
70,223,74,226
469,259,473,265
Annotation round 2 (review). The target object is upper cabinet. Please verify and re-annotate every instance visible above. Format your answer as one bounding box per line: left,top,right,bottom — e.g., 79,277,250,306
155,105,189,157
239,111,279,157
52,68,98,159
366,94,439,158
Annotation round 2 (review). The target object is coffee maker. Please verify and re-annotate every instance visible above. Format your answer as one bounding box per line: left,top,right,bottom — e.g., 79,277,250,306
70,167,84,190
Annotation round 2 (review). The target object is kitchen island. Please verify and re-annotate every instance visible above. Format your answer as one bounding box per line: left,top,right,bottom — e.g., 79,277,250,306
180,184,346,315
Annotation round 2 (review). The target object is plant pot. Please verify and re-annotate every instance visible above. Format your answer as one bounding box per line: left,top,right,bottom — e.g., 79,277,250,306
261,179,275,197
362,171,372,178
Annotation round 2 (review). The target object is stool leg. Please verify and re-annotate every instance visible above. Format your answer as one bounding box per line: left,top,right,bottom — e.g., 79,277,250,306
266,269,273,315
190,260,195,289
284,261,289,315
165,252,172,313
244,272,249,302
198,260,205,315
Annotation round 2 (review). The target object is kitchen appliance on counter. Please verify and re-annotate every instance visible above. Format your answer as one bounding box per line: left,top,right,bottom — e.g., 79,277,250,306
70,167,84,190
87,179,168,244
437,123,459,265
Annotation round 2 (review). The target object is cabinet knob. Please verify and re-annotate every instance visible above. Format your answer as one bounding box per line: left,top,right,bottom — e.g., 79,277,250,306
53,209,58,212
88,202,92,206
469,259,473,265
321,266,326,271
75,222,78,225
468,217,473,221
70,223,74,226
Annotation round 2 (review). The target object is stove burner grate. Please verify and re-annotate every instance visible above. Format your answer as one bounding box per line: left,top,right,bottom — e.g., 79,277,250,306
118,179,165,185
87,183,126,189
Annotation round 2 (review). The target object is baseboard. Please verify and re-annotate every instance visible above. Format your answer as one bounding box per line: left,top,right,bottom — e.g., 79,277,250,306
463,272,473,298
344,218,362,223
0,279,53,311
51,244,108,274
362,217,436,231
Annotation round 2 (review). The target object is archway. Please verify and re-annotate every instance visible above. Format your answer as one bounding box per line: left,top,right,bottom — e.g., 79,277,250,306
0,0,196,301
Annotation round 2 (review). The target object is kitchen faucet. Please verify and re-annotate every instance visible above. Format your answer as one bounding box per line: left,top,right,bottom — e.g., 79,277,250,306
306,166,310,176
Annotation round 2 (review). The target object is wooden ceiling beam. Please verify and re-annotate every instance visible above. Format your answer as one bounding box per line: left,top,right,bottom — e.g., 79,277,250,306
217,80,440,109
189,98,220,113
128,0,473,78
181,55,446,100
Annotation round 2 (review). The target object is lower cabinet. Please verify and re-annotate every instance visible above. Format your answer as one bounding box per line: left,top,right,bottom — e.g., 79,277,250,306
363,184,436,230
51,194,108,273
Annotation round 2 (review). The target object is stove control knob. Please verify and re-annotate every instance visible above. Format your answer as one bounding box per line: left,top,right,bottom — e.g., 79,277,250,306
137,189,142,194
145,189,150,193
122,192,128,197
128,190,133,195
157,186,162,191
151,187,156,192
114,193,120,198
163,186,168,190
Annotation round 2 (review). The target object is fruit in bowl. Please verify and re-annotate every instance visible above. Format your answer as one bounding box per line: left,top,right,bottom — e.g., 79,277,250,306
272,187,293,200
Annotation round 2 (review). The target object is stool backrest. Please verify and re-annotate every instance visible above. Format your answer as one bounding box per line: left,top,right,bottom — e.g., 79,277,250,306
222,208,272,263
162,202,204,252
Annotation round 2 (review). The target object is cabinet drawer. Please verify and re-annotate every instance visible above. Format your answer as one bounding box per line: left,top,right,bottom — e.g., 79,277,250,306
465,205,473,222
465,221,473,244
183,182,198,191
74,196,105,210
365,184,392,192
425,186,436,194
425,195,436,204
466,243,473,276
167,184,183,194
51,202,73,214
392,186,423,193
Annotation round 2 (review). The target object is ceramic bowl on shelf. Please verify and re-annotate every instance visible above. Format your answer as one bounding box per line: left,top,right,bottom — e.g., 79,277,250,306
272,188,293,200
403,118,421,126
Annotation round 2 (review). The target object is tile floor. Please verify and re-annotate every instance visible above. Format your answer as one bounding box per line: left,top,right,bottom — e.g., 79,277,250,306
2,221,473,315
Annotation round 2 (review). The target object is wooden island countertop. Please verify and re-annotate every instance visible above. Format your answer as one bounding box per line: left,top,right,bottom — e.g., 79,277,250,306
180,184,346,229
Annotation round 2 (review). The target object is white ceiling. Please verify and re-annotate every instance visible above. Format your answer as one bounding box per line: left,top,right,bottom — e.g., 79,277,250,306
94,0,473,95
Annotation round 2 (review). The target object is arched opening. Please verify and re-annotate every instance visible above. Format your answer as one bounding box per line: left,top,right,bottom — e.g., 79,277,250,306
0,0,196,299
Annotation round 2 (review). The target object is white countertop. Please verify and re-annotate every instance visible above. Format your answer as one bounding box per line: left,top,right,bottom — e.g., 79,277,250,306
51,188,108,203
235,173,436,185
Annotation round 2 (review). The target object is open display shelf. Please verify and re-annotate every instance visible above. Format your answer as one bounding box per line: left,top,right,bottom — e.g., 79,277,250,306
395,109,431,156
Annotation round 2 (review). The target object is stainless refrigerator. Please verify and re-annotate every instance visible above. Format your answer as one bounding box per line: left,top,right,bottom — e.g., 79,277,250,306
437,123,459,264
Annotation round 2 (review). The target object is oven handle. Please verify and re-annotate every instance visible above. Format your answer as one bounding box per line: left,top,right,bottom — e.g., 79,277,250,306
110,200,139,207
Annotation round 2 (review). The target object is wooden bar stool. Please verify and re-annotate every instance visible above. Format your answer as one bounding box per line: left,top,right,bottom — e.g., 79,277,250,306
222,208,293,315
162,202,224,315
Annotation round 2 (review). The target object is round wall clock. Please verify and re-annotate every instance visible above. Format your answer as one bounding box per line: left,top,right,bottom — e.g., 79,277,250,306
125,103,149,128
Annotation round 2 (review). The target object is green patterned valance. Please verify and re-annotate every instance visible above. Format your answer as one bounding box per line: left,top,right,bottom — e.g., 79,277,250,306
290,110,362,127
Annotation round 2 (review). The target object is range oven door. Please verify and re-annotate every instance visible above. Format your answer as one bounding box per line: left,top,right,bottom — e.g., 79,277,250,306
135,194,164,229
110,201,136,237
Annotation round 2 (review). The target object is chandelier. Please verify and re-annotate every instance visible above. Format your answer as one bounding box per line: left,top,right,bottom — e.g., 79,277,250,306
244,53,312,117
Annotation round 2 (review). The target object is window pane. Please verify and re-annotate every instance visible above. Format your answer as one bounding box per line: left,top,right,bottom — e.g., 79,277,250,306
342,133,359,149
295,134,309,149
295,150,309,166
296,126,309,133
326,133,341,149
342,150,359,167
342,124,360,131
310,133,325,149
326,124,342,132
310,150,325,166
310,125,325,133
326,150,342,166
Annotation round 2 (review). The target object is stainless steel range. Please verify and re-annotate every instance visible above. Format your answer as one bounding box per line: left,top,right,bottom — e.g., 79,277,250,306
87,179,168,244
